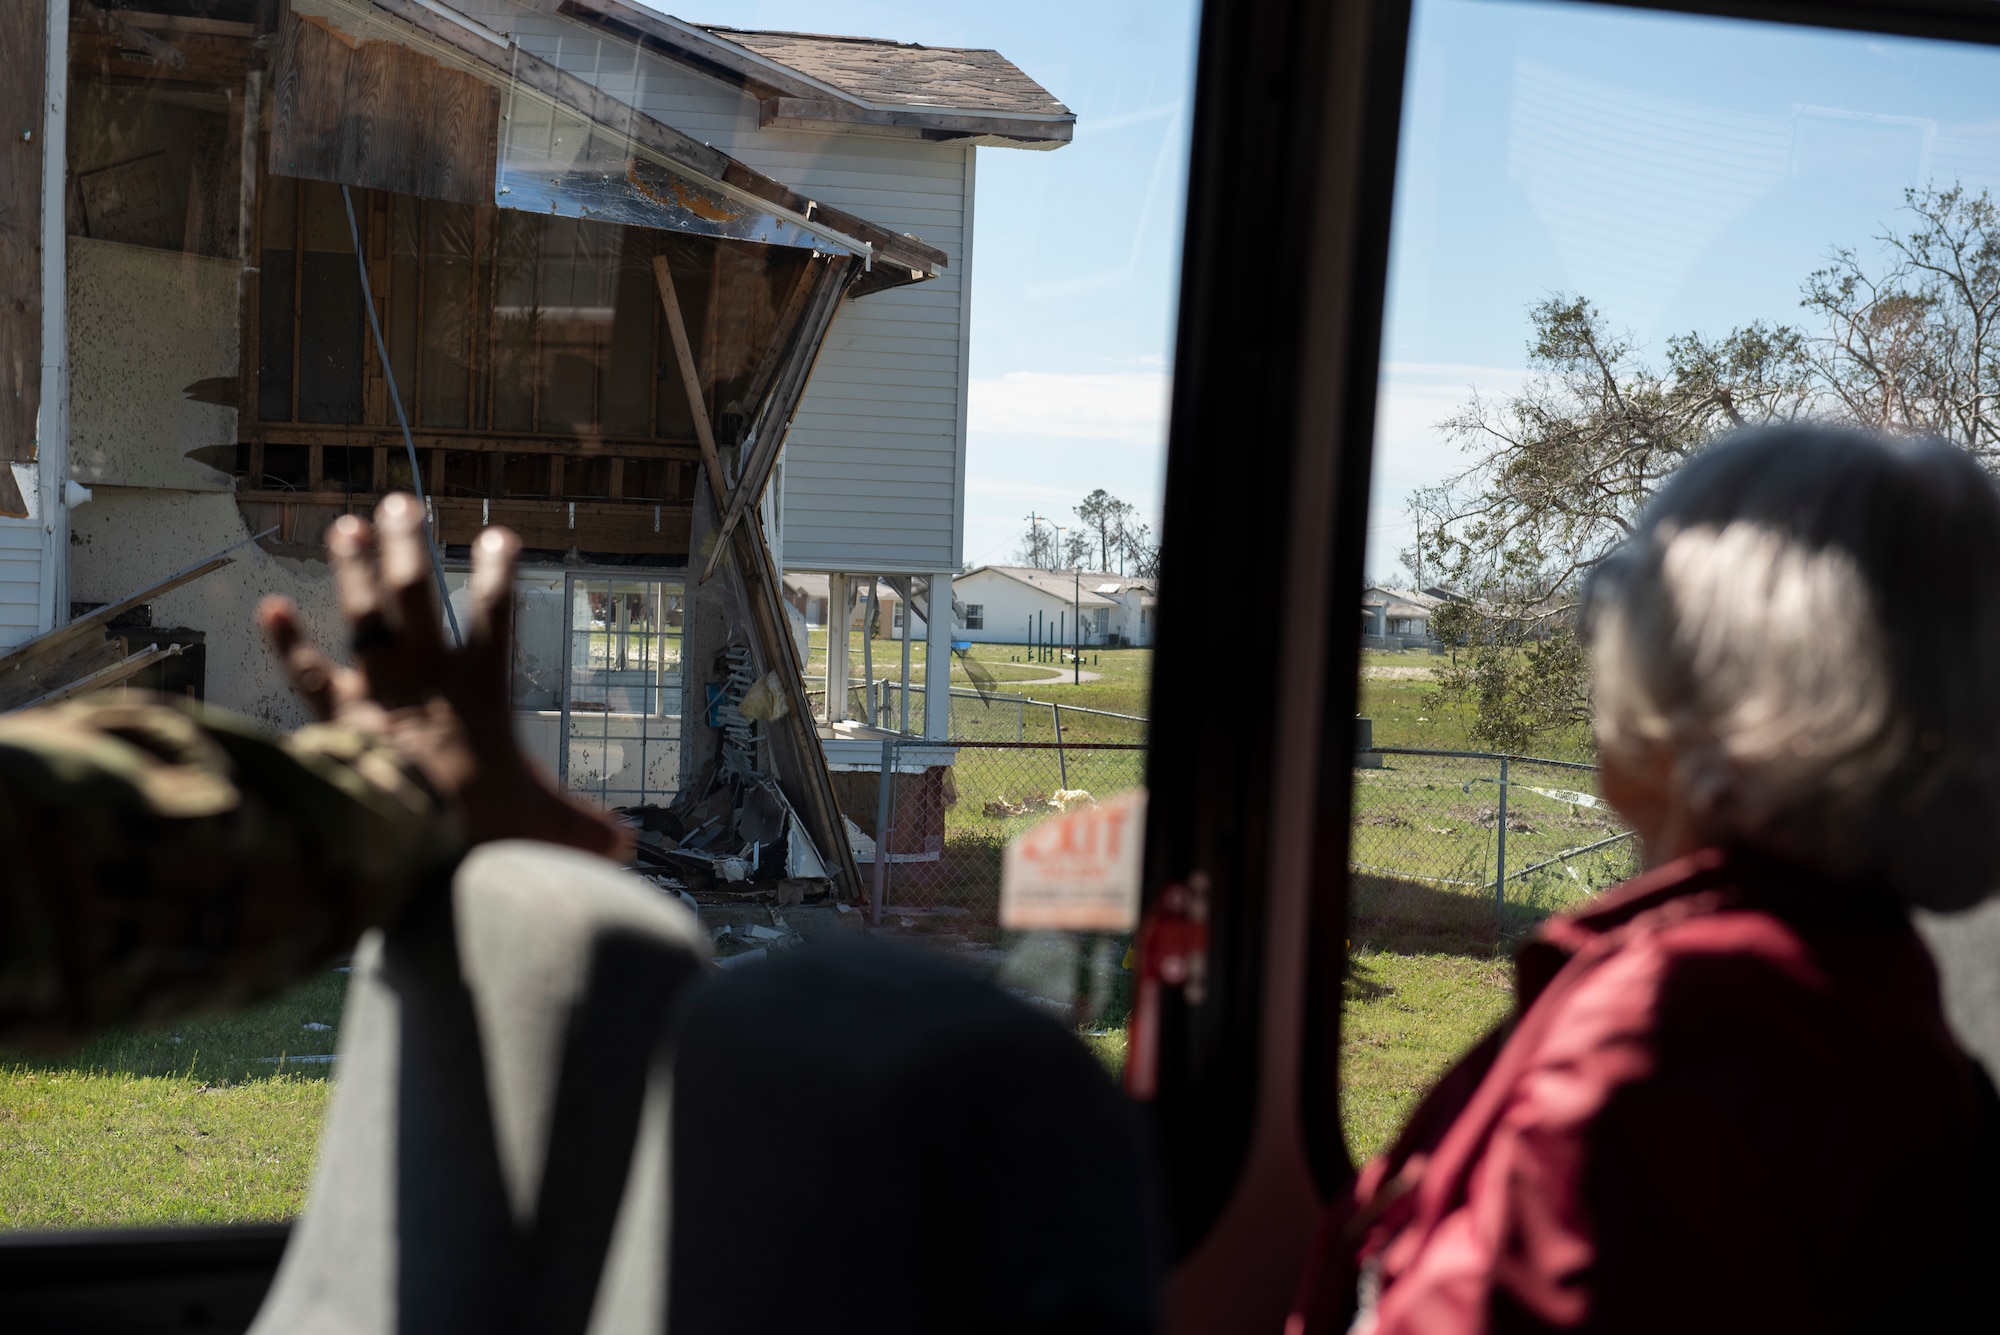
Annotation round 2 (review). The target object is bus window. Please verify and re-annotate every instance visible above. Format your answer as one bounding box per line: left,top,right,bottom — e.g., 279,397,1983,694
0,0,1193,1241
1345,0,2000,1166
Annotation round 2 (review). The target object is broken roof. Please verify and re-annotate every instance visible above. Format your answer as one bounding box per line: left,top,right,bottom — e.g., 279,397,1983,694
278,0,948,290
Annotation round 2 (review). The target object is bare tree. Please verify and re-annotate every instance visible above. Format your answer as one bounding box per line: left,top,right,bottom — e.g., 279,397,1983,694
1413,193,2000,752
1062,529,1096,570
1115,520,1159,580
1013,515,1060,570
1801,183,2000,457
1074,489,1138,571
1411,296,1814,752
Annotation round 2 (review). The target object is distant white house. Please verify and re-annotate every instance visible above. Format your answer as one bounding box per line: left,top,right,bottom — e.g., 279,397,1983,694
1362,586,1451,649
951,566,1156,648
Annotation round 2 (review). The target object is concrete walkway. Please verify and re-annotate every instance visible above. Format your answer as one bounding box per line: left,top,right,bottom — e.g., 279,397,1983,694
962,661,1104,686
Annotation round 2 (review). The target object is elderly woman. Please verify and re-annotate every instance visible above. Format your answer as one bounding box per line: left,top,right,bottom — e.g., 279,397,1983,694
1298,426,2000,1333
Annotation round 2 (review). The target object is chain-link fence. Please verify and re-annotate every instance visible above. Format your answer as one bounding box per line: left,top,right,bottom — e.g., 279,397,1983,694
810,680,1149,747
845,736,1147,920
820,712,1627,941
1349,747,1638,942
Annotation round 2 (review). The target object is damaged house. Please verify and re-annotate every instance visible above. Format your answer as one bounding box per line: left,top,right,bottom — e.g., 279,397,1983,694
0,0,1071,902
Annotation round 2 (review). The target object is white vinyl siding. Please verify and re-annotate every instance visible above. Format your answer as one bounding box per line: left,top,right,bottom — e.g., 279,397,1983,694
0,519,44,648
501,6,970,574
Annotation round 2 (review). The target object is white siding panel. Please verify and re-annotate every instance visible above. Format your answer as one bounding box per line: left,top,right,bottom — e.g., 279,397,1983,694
0,520,44,646
506,7,972,574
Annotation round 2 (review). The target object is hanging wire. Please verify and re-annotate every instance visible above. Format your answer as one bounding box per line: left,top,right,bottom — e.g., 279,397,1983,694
339,185,463,645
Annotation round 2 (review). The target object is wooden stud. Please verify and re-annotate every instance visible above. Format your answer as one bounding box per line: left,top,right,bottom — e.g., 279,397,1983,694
308,443,324,491
412,198,427,426
373,445,389,491
253,422,700,459
468,205,489,427
549,455,564,498
607,456,625,501
701,247,723,420
648,237,661,440
363,191,389,424
531,219,547,432
651,255,727,504
290,177,304,424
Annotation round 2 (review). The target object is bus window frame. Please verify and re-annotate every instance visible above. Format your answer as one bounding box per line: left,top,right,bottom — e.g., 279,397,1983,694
15,2,2000,1331
1151,0,2000,1327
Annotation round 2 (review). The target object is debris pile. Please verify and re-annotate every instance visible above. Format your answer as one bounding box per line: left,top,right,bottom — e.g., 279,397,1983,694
625,776,833,904
623,638,837,903
981,789,1097,819
711,911,806,970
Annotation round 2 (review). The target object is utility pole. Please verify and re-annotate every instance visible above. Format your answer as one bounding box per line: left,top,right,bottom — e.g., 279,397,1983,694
1025,511,1058,570
1073,567,1081,684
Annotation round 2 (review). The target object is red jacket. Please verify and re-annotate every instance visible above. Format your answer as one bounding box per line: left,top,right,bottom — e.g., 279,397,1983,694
1294,848,1994,1334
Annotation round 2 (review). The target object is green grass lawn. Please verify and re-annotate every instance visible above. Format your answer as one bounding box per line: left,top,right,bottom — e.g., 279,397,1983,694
0,647,1622,1227
1341,648,1630,1162
1341,949,1514,1160
1355,648,1594,762
806,631,1152,739
0,971,347,1230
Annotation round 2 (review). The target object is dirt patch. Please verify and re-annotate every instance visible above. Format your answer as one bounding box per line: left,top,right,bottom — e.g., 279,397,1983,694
1360,665,1436,680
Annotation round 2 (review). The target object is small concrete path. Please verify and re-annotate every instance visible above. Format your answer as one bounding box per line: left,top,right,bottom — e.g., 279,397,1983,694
958,661,1103,686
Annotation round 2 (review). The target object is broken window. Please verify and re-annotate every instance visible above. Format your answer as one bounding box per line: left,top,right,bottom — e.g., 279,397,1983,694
563,576,685,809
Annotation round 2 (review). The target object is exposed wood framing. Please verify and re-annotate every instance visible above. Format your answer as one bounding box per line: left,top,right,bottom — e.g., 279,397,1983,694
652,255,728,503
235,492,692,556
0,536,259,712
256,421,704,460
15,642,186,712
271,6,502,209
72,2,185,69
701,256,853,582
359,0,947,276
0,0,47,518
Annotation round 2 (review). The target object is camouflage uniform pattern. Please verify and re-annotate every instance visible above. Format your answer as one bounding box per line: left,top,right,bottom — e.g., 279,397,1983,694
0,698,462,1043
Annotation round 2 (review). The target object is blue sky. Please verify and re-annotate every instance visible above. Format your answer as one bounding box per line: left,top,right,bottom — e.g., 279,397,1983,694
663,1,1198,569
1373,0,2000,579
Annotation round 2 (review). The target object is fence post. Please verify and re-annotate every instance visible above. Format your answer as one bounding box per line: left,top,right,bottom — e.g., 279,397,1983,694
872,735,895,924
1053,703,1069,789
1494,755,1509,926
1017,697,1024,742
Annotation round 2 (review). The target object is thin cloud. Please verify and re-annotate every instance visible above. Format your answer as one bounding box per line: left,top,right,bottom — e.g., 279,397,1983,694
968,370,1171,443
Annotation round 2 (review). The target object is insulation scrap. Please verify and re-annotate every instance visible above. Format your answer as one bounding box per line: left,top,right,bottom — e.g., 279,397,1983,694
621,769,834,903
737,669,790,722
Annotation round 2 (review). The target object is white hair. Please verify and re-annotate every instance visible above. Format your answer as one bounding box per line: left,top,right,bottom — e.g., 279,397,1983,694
1584,427,2000,911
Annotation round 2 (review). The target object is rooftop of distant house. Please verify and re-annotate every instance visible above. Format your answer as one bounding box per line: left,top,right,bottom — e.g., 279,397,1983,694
962,566,1155,607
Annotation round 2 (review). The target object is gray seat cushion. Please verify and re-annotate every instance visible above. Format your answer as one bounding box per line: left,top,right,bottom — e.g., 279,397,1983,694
661,940,1165,1335
251,842,708,1335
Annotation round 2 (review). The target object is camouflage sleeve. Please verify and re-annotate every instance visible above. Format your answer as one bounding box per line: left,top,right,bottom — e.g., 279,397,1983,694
0,697,464,1044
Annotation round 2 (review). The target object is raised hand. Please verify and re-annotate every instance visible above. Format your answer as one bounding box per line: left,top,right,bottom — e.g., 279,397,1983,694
258,493,629,860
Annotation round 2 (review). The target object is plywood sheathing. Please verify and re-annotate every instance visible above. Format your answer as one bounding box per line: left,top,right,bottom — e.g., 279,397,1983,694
271,6,501,209
0,0,48,518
